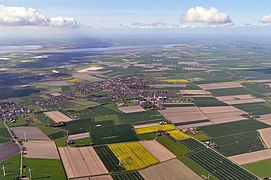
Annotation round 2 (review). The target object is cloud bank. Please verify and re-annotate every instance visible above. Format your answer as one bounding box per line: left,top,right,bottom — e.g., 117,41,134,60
0,5,79,28
260,14,271,23
184,6,232,24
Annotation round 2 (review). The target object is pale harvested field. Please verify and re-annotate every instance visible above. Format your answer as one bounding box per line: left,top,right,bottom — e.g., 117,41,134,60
178,61,200,66
183,67,206,71
253,79,271,83
10,127,50,141
73,73,104,82
257,114,271,126
23,140,59,159
177,121,214,129
258,128,271,148
69,132,90,140
216,94,265,105
39,81,74,86
229,149,271,165
149,84,186,88
133,123,160,129
159,107,209,123
198,106,247,124
73,176,112,180
59,147,108,179
78,66,104,73
118,106,145,113
44,111,72,123
180,90,212,97
139,159,201,180
199,82,243,90
51,92,62,96
139,140,176,162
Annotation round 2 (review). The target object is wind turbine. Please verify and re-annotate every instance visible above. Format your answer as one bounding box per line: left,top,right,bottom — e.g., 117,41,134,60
2,166,6,177
28,168,34,179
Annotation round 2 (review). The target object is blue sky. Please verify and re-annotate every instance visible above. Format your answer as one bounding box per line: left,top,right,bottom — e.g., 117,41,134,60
1,0,271,37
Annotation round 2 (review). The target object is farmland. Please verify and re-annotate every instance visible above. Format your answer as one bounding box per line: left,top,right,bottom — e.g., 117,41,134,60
135,124,175,134
243,158,271,178
168,130,190,140
206,131,265,156
189,148,258,180
94,145,125,172
111,171,143,180
109,142,159,170
90,124,139,145
0,154,21,179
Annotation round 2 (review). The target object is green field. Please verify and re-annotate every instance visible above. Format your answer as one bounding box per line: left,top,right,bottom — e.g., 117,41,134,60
90,124,139,145
111,171,144,180
94,145,124,172
178,156,217,180
0,121,11,143
59,118,92,135
243,158,271,178
181,138,206,151
139,132,156,140
189,148,258,180
192,97,229,107
234,102,271,115
156,136,192,156
23,158,66,180
70,137,91,147
0,153,20,180
201,119,270,137
209,87,262,97
205,131,265,156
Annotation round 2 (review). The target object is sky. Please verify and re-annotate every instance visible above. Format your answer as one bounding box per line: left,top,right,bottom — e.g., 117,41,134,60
1,0,271,38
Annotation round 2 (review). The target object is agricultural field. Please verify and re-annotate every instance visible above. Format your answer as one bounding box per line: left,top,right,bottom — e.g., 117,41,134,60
10,126,50,141
205,131,265,156
234,102,271,115
0,153,21,179
111,171,143,180
23,158,66,180
90,124,139,145
58,146,108,179
44,111,73,122
94,145,125,172
0,121,11,143
243,158,271,178
139,140,176,162
135,124,175,134
156,136,192,156
108,142,159,170
0,141,20,161
201,119,270,137
189,148,258,180
167,130,190,140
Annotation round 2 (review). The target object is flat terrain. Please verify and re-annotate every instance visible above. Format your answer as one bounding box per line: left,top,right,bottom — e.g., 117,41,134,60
159,107,209,123
243,158,271,178
109,142,159,170
0,141,20,161
58,146,108,179
118,105,145,113
216,94,265,105
44,111,73,123
23,140,59,159
229,149,271,165
69,132,90,140
257,114,271,125
139,159,201,180
258,127,271,148
139,140,176,162
11,126,50,140
180,90,212,97
198,106,247,124
199,82,243,90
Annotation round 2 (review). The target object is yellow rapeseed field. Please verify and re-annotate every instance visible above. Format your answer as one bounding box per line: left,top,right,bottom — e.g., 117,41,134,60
109,142,159,170
168,130,190,140
160,79,189,83
217,80,253,84
63,77,83,83
135,124,175,134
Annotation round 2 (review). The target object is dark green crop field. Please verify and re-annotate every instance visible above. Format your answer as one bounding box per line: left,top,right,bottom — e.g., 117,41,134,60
90,124,139,145
111,171,144,180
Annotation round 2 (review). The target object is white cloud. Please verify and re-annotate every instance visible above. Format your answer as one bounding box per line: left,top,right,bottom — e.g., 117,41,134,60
0,5,79,28
260,15,271,23
184,6,232,24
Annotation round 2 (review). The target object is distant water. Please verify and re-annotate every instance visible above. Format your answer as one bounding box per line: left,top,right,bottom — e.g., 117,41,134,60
61,44,178,53
0,45,42,53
